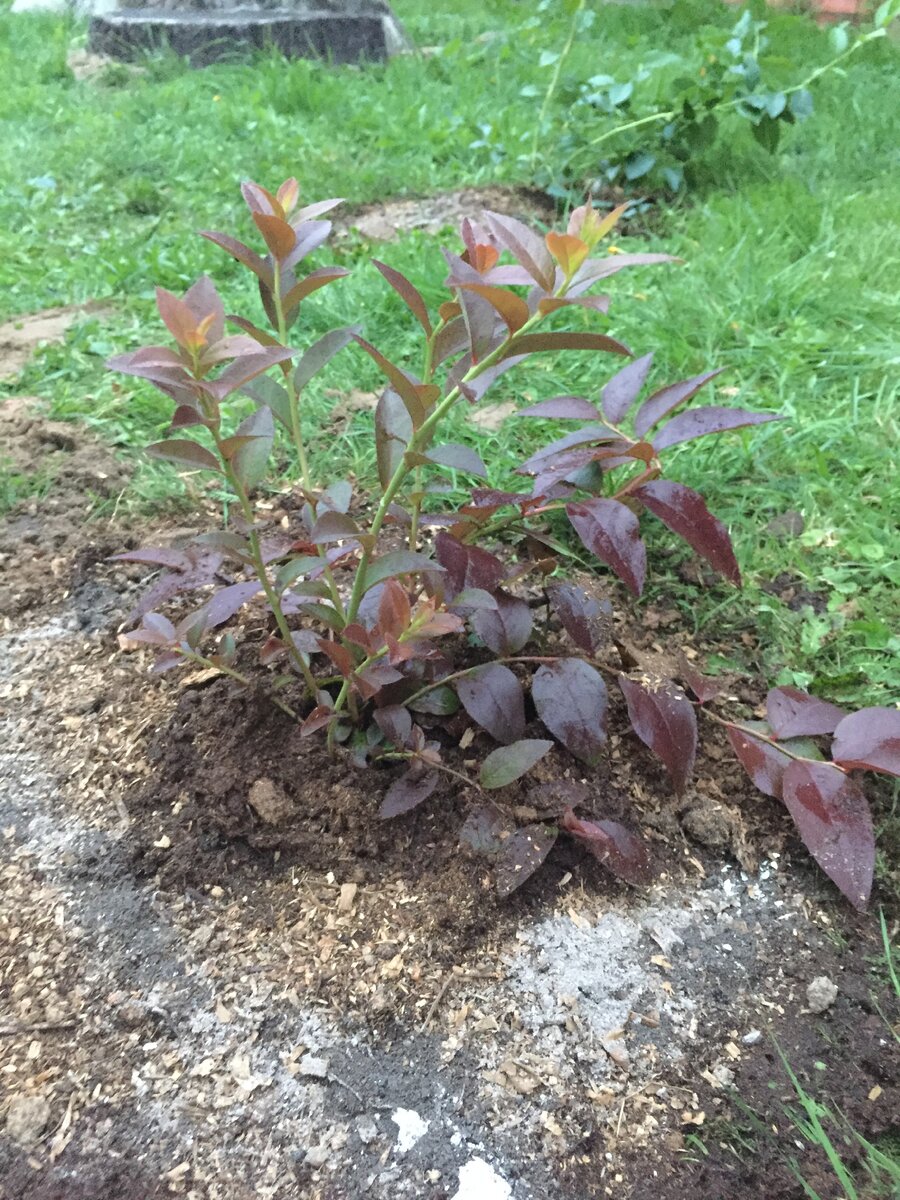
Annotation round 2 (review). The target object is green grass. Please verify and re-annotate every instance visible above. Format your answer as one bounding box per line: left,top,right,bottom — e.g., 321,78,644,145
0,0,898,708
778,1046,900,1200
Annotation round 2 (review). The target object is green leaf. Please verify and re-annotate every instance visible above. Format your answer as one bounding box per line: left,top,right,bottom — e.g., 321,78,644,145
875,0,898,29
362,551,442,594
829,24,849,53
765,91,786,119
684,113,718,153
624,150,656,181
789,89,814,121
480,739,553,789
408,686,460,716
752,116,781,153
274,555,321,594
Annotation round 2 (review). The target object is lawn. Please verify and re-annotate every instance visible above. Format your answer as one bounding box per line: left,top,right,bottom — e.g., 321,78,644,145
1,0,898,710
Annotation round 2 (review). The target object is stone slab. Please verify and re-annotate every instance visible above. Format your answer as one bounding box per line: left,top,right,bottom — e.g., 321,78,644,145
88,5,407,65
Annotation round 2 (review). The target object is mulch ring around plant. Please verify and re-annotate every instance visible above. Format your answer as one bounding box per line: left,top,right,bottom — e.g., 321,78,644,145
1,474,898,1199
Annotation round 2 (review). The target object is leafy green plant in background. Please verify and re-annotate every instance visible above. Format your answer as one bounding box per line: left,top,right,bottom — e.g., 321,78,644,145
108,181,900,909
529,0,900,194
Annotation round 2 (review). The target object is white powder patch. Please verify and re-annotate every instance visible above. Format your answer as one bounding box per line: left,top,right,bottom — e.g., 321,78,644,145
451,1157,513,1200
391,1107,429,1154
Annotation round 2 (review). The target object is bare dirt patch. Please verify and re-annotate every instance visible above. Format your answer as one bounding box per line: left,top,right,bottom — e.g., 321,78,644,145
335,186,558,243
0,400,132,619
0,304,113,383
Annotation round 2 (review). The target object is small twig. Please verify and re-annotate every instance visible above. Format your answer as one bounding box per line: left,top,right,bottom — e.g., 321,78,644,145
419,967,501,1033
0,1019,79,1037
420,972,457,1033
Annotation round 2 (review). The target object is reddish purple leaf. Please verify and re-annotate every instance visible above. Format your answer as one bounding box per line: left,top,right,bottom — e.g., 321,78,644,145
309,510,361,543
300,705,336,736
111,546,191,571
435,533,506,596
204,580,260,627
380,769,440,818
284,220,331,270
832,708,900,778
726,723,792,798
560,809,652,886
375,705,413,748
199,230,272,287
518,424,619,475
457,356,525,403
455,282,531,334
457,664,525,745
459,806,508,855
356,663,404,699
547,582,611,655
566,498,647,597
282,266,349,311
532,660,608,765
633,369,725,436
422,443,488,478
600,352,655,424
782,760,874,910
619,675,697,794
517,395,601,420
207,346,295,401
444,251,500,364
471,589,533,655
495,824,558,897
129,611,178,646
147,439,221,474
766,687,848,740
375,387,413,490
292,197,343,223
531,446,608,495
293,325,359,393
352,335,435,429
432,315,468,367
119,547,226,623
569,253,677,292
678,660,723,705
480,739,553,789
376,578,412,639
504,332,631,359
183,276,225,343
484,210,556,292
652,406,780,451
373,260,432,335
316,638,354,678
633,480,741,585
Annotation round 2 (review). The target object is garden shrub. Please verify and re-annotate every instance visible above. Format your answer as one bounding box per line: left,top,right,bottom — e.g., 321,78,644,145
109,178,899,909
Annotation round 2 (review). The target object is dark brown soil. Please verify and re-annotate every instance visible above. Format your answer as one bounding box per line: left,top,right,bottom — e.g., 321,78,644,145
0,396,132,618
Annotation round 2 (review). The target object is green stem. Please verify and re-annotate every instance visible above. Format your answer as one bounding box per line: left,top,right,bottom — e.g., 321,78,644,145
343,311,547,629
585,28,879,155
218,446,319,698
380,750,480,793
530,0,585,171
409,318,444,550
177,649,300,721
272,259,312,494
